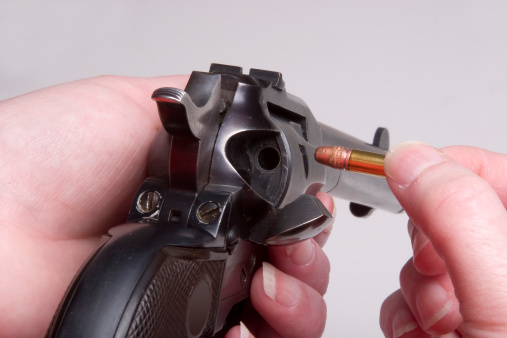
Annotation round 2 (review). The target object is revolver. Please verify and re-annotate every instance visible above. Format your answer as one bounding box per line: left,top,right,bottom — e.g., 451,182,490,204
46,64,401,337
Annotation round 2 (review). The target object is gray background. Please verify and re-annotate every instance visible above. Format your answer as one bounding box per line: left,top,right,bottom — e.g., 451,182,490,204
2,1,506,337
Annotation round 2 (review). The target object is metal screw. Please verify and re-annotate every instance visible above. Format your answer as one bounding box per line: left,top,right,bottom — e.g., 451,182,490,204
197,202,221,224
137,191,161,213
226,227,240,253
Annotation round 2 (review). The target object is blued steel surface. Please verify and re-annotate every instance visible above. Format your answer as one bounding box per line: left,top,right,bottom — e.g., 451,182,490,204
47,64,401,338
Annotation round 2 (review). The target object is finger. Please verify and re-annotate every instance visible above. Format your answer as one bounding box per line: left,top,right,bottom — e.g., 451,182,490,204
385,142,507,334
250,262,326,338
266,192,333,295
268,238,330,295
313,191,335,247
380,289,432,338
227,306,285,338
225,322,255,338
399,259,462,334
441,145,507,206
408,221,446,276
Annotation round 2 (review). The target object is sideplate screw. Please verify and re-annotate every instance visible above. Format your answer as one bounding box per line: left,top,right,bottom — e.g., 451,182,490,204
197,202,221,224
137,191,161,213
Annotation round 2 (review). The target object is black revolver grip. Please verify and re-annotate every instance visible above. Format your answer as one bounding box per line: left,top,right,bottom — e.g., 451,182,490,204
46,225,227,338
125,254,225,338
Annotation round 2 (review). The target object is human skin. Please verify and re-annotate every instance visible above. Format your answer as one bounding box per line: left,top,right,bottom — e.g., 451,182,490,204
0,75,333,338
380,142,507,337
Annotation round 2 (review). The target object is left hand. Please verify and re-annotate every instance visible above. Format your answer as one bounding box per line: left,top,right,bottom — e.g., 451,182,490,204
0,75,333,338
226,190,334,338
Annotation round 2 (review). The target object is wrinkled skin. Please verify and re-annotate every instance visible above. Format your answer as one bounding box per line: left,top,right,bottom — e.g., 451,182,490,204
380,143,507,338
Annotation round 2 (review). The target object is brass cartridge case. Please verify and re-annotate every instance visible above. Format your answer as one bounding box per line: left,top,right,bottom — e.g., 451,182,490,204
315,146,386,177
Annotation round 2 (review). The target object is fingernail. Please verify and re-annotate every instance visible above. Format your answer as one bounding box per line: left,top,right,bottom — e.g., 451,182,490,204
412,230,430,259
263,262,301,307
392,308,418,338
416,283,453,330
286,240,315,267
240,321,253,338
385,141,444,187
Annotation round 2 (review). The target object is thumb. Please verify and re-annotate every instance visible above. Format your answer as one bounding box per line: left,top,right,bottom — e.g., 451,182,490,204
384,141,507,336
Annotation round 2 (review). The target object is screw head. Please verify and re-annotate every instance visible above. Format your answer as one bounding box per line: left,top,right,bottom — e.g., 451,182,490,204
197,202,221,224
226,227,240,253
136,191,161,213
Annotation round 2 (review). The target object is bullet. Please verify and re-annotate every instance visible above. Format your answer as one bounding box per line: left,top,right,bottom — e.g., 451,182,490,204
315,146,386,177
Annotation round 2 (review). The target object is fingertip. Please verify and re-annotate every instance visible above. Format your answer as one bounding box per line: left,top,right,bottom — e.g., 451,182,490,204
224,325,240,338
285,239,315,268
250,263,326,337
380,289,421,338
316,191,334,214
415,283,462,335
314,191,334,247
224,322,255,338
416,283,453,329
313,222,333,247
399,261,462,335
385,141,445,188
392,309,420,338
412,239,447,276
268,239,330,295
240,321,255,338
409,225,446,276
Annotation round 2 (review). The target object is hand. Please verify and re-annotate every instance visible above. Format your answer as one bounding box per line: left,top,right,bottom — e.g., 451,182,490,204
226,191,334,338
379,142,507,337
0,76,333,338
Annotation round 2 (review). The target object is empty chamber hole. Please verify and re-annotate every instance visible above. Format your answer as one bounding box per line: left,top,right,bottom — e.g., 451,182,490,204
257,147,281,171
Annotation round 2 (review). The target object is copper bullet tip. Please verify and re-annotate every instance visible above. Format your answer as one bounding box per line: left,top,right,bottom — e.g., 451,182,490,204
315,146,351,170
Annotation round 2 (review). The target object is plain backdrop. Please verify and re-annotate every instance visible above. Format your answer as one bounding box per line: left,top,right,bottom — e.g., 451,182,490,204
1,1,506,337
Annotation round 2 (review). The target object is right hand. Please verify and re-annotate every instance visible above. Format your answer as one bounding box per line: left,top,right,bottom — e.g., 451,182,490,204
379,143,507,337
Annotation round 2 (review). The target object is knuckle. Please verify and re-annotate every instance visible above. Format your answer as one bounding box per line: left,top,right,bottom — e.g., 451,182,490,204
414,166,497,230
435,174,493,214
